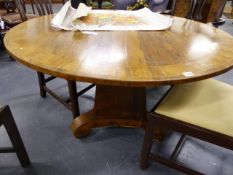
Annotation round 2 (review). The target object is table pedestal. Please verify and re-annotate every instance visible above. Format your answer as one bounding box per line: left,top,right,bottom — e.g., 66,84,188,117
71,85,147,138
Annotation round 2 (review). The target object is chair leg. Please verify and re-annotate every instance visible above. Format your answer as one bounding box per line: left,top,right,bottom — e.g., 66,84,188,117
170,134,186,160
37,72,46,97
97,0,102,9
2,106,30,167
140,115,156,169
140,115,204,175
67,80,80,118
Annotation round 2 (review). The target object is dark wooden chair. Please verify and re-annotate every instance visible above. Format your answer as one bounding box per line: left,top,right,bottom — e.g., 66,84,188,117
0,104,30,167
140,79,233,174
14,0,95,119
184,0,227,27
140,1,231,174
1,0,36,28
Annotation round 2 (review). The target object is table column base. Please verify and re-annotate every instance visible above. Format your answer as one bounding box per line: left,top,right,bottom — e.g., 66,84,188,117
71,85,147,138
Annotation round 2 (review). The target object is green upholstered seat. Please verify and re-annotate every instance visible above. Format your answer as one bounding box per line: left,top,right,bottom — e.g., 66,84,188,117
155,79,233,137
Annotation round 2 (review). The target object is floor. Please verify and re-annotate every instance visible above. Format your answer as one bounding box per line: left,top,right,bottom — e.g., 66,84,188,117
0,5,233,175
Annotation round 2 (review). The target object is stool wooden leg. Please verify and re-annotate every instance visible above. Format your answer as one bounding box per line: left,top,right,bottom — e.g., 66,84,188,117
68,80,80,118
2,106,30,167
37,72,46,97
140,115,155,169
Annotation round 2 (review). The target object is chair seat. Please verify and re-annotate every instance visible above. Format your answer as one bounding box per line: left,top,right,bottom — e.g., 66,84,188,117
155,79,233,138
2,13,37,25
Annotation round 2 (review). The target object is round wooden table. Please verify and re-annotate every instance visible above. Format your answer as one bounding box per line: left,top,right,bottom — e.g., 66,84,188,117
4,15,233,138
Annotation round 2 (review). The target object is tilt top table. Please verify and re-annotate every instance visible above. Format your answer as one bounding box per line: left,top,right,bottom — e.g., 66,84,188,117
4,15,233,138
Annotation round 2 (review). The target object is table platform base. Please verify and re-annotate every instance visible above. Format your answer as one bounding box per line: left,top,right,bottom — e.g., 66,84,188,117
71,85,147,138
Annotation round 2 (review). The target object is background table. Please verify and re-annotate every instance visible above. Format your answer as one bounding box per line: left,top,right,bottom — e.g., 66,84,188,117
4,15,233,138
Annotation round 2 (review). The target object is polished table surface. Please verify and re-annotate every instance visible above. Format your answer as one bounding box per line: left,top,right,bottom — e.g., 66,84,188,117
4,15,233,138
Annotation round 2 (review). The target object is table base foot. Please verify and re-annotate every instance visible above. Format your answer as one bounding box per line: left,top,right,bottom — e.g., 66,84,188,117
70,85,147,138
71,111,146,138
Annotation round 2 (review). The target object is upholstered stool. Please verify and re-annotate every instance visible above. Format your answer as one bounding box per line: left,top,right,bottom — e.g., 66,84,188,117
0,104,30,167
140,79,233,174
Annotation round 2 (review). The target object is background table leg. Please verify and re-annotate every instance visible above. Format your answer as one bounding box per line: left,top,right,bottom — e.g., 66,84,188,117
67,81,80,118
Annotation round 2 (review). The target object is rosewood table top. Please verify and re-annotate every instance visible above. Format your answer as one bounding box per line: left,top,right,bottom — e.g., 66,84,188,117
4,15,233,87
4,15,233,138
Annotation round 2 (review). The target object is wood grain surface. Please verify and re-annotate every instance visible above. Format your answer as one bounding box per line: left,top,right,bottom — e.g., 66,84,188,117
4,15,233,87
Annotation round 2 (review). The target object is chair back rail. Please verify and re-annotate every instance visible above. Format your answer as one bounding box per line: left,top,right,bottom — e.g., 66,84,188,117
13,0,53,22
14,0,27,21
32,0,53,16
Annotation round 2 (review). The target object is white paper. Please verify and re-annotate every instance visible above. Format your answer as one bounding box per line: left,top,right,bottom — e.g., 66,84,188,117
51,2,173,31
51,2,91,30
73,8,173,31
72,3,92,20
